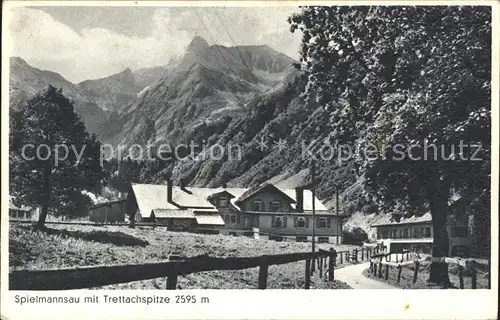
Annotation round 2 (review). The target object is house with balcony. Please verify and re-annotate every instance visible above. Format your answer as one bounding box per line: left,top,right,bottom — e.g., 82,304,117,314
125,181,344,243
370,197,475,257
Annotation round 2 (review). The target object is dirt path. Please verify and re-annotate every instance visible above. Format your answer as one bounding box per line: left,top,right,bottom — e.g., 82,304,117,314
335,262,398,289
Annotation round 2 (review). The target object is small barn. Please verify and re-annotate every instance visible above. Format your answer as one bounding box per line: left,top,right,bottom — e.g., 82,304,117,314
9,202,34,220
89,199,126,223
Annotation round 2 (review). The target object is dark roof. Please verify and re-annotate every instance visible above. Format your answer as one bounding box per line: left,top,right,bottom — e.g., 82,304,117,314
206,190,237,200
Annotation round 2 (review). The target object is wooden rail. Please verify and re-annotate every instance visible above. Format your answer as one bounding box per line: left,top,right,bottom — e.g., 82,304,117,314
368,254,486,289
10,249,338,290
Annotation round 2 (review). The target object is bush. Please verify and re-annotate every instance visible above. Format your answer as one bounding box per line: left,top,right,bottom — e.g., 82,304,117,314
343,227,368,245
361,204,378,214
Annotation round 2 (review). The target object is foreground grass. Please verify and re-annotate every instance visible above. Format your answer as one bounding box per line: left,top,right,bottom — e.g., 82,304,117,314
361,261,489,289
10,223,355,289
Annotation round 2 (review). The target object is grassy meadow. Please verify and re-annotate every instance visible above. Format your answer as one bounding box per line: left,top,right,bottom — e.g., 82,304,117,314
9,223,357,289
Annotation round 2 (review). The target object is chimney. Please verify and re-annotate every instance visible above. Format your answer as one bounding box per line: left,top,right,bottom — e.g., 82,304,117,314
221,182,227,189
180,178,192,194
167,179,173,203
295,187,304,212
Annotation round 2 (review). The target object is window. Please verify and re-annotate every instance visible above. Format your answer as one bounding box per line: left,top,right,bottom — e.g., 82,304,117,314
272,216,287,228
391,229,397,238
318,237,329,244
377,232,382,239
275,217,282,227
270,201,281,212
424,227,431,237
319,217,328,228
219,196,229,207
229,214,240,225
382,230,389,239
296,236,307,242
252,200,263,212
271,216,287,228
402,229,409,238
414,228,422,238
296,217,306,228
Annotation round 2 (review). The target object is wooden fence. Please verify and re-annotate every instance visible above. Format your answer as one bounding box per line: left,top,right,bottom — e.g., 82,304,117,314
369,252,487,289
10,249,340,290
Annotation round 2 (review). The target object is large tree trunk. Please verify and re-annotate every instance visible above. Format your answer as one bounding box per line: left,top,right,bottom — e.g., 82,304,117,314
426,181,452,287
36,163,52,230
36,205,49,229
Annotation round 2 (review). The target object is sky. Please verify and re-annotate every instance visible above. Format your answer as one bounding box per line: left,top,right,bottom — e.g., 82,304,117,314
8,6,303,83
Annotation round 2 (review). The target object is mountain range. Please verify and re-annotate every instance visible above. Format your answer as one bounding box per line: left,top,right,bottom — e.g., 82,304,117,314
9,36,362,212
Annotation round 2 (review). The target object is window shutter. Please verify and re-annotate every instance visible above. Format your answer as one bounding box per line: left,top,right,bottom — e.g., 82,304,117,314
283,216,287,228
261,202,265,212
305,217,310,228
327,217,332,228
236,214,241,224
294,217,298,227
271,216,275,227
316,217,321,227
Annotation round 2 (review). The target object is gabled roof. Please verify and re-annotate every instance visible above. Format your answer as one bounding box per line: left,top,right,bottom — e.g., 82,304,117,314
279,188,328,211
206,190,237,200
235,183,296,205
131,184,180,217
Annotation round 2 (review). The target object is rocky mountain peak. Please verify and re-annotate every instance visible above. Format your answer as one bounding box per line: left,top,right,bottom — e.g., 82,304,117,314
10,56,29,66
186,36,210,54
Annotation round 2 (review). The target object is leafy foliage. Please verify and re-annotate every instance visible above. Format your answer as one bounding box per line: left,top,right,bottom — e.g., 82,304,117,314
289,6,491,283
343,227,369,245
9,86,106,227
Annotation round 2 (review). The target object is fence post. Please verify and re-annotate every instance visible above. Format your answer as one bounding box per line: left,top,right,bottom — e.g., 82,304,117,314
406,251,409,261
378,261,383,278
397,265,402,283
458,265,464,289
487,258,491,289
361,248,364,261
400,252,404,263
328,248,335,281
471,264,477,289
373,261,377,275
319,256,323,279
305,259,311,289
340,251,343,265
385,264,389,280
412,260,419,284
354,249,358,263
166,272,178,290
258,261,269,289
